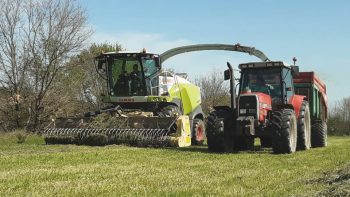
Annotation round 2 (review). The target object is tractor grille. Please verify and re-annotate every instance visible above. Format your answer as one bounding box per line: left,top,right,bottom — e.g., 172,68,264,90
238,95,258,118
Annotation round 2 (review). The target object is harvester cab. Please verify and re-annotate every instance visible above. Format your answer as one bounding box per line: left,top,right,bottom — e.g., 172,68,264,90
95,51,161,98
207,60,327,154
43,50,205,147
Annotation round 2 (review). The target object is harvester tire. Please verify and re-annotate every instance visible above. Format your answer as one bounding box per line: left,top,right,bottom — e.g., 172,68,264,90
271,108,297,154
206,109,234,152
311,121,327,147
297,101,311,151
191,119,206,145
234,137,254,151
158,105,182,132
158,105,182,117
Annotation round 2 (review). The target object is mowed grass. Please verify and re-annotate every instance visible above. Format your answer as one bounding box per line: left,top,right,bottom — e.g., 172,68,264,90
0,133,349,196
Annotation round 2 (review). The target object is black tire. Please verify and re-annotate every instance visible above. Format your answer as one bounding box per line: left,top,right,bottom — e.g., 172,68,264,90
271,108,298,154
297,101,311,151
234,136,254,151
158,105,182,132
311,121,327,147
260,137,272,148
158,105,182,117
191,118,206,145
206,109,234,152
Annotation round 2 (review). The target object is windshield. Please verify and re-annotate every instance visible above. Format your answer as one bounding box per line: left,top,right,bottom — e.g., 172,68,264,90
240,68,282,99
106,54,160,97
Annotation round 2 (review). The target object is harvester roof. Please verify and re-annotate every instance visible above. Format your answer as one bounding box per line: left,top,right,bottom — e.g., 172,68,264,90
101,51,156,55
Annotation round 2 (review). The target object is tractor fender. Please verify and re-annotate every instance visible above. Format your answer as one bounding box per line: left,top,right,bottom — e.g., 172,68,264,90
288,95,306,118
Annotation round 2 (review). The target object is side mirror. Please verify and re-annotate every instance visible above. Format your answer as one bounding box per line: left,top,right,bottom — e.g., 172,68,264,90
155,56,161,68
224,69,230,80
96,57,106,70
291,66,299,76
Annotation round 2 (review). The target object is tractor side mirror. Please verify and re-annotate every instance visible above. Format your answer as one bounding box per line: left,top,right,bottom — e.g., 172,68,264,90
291,66,299,76
224,69,230,80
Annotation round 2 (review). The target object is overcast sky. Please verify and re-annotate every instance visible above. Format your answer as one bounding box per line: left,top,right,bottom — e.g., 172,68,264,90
82,0,350,105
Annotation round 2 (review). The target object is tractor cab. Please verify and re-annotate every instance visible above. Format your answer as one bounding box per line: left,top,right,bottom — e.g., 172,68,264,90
238,61,297,105
95,51,161,97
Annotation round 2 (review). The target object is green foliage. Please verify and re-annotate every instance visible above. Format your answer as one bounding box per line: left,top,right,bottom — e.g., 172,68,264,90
52,42,123,117
14,130,28,144
82,133,109,146
0,133,349,196
88,113,128,128
194,71,230,114
328,97,350,136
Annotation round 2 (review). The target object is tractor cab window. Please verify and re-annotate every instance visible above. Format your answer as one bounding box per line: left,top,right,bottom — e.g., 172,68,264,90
109,57,145,96
240,68,282,101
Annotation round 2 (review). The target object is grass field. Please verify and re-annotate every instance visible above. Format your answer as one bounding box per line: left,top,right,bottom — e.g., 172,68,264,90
0,133,349,196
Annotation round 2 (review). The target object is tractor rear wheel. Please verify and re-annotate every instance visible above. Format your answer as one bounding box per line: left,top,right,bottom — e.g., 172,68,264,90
191,118,206,145
271,108,297,154
297,101,311,151
206,109,234,152
311,121,327,147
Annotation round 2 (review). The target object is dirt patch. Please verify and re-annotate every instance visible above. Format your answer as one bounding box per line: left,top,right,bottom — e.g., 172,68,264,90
308,164,350,196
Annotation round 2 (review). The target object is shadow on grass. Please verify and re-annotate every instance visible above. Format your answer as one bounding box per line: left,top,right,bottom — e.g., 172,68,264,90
162,145,273,155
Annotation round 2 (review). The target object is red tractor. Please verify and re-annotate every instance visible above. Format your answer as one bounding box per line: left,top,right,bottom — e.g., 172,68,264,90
206,61,327,154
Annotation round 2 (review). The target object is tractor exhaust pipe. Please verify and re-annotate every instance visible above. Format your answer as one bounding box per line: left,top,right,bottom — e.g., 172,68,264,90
225,62,236,110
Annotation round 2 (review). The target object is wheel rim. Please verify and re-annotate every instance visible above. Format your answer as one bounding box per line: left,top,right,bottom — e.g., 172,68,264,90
196,125,204,141
290,114,297,152
305,106,311,148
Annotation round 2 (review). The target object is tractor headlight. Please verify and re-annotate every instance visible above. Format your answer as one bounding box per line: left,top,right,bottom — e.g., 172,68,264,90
239,109,247,114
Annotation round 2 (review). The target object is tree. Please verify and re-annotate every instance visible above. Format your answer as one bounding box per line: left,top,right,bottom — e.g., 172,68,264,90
194,71,230,114
52,43,122,117
328,97,350,136
0,0,92,131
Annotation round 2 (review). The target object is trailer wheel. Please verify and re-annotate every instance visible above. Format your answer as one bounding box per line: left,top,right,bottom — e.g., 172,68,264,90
191,119,206,145
271,108,297,154
297,101,311,151
206,109,233,152
311,121,327,147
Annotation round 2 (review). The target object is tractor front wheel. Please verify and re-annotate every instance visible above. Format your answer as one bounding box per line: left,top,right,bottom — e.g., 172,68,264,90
271,108,297,154
206,109,234,152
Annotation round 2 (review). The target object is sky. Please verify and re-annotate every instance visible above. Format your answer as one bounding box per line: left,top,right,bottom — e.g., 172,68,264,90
82,0,350,105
